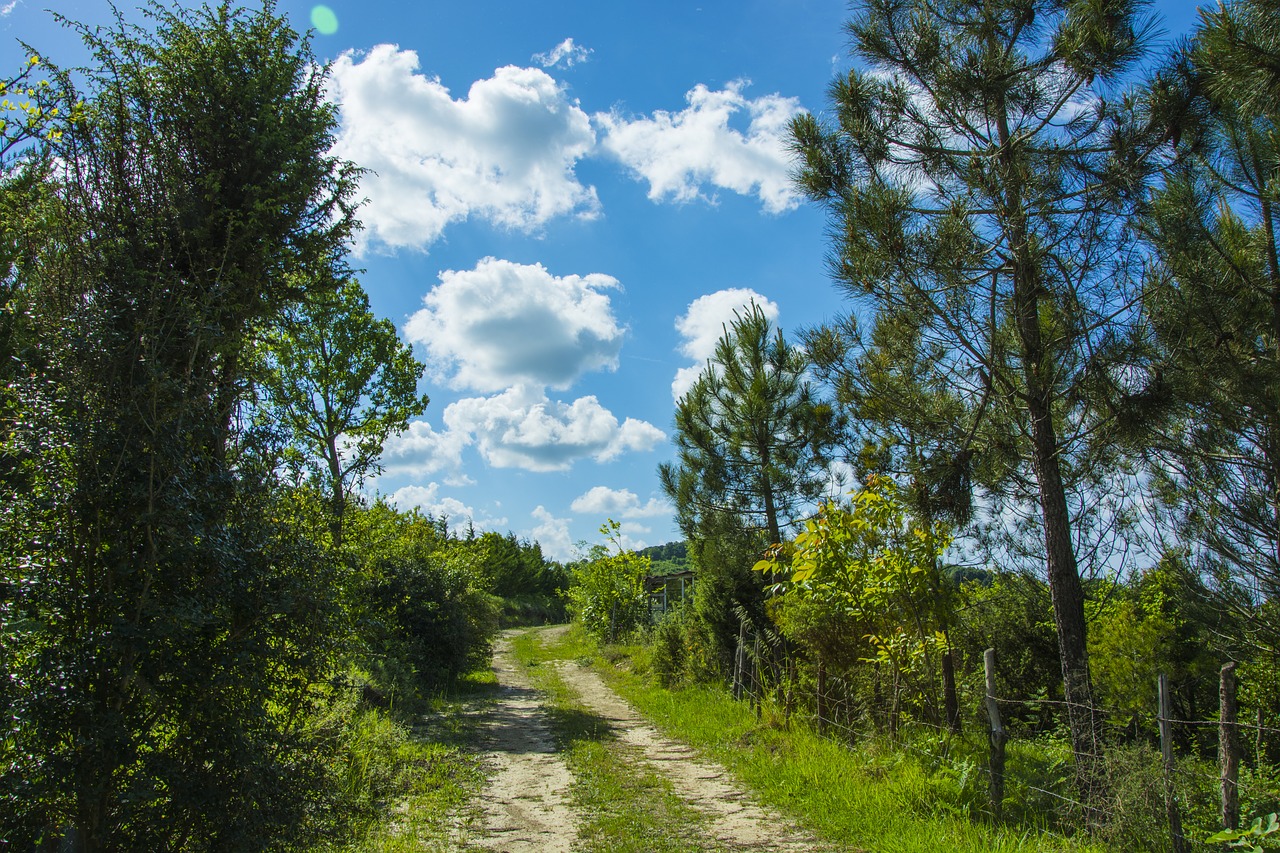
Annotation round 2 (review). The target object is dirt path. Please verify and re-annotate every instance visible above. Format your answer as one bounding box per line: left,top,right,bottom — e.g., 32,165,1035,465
470,628,578,852
555,659,823,852
470,626,827,852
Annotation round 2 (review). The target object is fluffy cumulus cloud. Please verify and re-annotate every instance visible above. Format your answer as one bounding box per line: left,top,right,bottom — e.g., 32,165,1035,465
534,38,592,69
596,80,804,214
570,486,669,519
388,483,507,530
444,386,664,472
381,420,470,478
530,505,576,561
405,258,626,392
671,288,779,400
327,45,599,252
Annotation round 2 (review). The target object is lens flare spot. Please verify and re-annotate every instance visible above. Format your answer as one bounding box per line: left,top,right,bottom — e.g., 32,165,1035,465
310,5,339,35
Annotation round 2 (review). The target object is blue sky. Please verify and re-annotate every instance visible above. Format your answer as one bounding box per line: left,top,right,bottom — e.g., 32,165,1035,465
3,0,1205,560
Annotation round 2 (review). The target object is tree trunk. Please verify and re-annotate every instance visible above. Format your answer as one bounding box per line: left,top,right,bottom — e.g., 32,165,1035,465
942,641,961,734
1018,290,1106,803
998,91,1104,804
325,432,345,549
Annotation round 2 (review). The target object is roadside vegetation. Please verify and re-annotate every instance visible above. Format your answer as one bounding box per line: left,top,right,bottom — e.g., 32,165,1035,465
550,621,1103,852
566,0,1280,850
7,0,1280,849
0,4,564,848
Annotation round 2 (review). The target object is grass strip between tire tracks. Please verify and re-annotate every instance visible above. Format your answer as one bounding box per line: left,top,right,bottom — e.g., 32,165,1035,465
510,626,734,852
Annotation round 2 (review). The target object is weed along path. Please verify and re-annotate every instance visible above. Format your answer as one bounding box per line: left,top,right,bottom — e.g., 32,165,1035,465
468,625,831,853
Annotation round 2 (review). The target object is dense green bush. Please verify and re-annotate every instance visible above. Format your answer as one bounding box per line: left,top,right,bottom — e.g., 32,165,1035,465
566,521,652,642
687,517,770,674
650,600,719,688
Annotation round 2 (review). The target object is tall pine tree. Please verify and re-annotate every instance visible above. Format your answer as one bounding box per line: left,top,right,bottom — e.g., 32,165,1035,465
791,0,1164,797
1141,0,1280,653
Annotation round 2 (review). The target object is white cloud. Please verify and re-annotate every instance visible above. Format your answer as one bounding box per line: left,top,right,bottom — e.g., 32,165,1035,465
444,385,664,472
534,38,592,69
1,1,22,17
571,486,669,518
388,483,507,531
381,419,470,477
327,45,599,253
671,288,779,400
405,258,626,392
596,79,804,213
530,505,576,561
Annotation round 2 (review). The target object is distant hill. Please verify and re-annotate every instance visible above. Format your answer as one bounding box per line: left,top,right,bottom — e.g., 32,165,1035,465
635,541,689,575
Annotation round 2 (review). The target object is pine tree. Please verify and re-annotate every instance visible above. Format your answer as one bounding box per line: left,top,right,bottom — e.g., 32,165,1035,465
660,304,839,546
791,0,1164,798
660,304,841,668
1141,0,1280,653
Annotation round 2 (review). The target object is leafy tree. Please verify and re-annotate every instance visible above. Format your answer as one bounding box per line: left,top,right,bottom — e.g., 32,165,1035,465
805,312,997,730
1139,0,1280,654
258,275,427,547
1086,558,1227,741
757,476,958,728
790,0,1164,794
567,520,651,642
0,2,359,847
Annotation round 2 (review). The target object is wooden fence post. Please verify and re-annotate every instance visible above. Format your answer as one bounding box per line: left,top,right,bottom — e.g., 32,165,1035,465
984,649,1007,823
1221,662,1240,831
816,656,827,735
732,617,746,701
1159,673,1190,853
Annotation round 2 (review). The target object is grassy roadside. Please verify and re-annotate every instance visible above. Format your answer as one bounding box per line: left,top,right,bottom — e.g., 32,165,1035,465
552,625,1111,853
509,626,730,853
321,669,498,853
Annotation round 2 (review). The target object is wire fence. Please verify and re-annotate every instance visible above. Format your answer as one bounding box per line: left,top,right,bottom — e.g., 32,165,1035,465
726,616,1280,851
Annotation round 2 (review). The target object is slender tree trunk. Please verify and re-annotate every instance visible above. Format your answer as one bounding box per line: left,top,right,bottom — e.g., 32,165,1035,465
942,640,961,734
758,439,781,545
1018,290,1105,801
325,432,345,549
997,92,1104,803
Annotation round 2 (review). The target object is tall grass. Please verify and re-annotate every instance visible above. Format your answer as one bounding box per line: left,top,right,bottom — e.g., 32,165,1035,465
313,669,497,852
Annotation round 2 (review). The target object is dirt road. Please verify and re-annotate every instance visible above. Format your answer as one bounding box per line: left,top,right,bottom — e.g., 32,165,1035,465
467,626,826,852
470,630,578,852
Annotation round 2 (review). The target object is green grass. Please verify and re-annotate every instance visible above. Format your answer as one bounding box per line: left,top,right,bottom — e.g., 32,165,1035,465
555,625,1111,853
321,669,499,852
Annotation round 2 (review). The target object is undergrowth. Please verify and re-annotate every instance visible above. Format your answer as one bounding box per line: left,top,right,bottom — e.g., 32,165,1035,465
314,668,497,852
